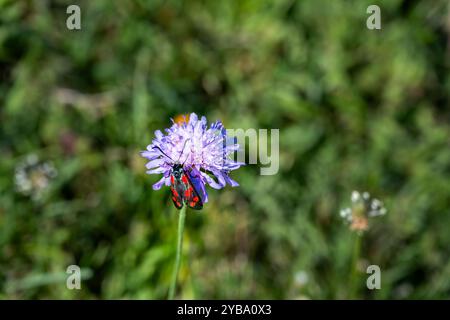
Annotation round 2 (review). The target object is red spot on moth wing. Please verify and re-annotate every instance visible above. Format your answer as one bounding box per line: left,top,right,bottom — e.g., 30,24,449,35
172,197,183,209
184,187,193,198
187,199,203,210
181,175,188,184
171,187,179,198
193,196,199,202
170,183,183,209
171,175,175,184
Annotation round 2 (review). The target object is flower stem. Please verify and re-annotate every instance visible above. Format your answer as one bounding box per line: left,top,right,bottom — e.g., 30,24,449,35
349,233,362,299
168,205,186,300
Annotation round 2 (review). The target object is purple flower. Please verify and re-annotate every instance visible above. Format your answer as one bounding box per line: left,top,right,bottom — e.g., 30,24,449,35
141,113,243,203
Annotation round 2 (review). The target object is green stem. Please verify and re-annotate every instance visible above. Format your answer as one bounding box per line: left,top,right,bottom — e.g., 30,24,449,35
350,233,362,299
168,206,186,300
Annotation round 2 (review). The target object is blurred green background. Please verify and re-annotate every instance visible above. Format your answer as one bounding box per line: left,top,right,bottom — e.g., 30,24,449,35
1,0,449,299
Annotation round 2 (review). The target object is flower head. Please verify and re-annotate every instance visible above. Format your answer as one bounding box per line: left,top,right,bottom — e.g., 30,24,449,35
15,154,57,200
340,190,387,233
141,113,243,203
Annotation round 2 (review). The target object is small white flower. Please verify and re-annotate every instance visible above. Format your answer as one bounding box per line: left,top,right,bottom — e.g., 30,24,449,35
351,190,360,203
294,271,309,286
15,155,57,200
340,190,387,232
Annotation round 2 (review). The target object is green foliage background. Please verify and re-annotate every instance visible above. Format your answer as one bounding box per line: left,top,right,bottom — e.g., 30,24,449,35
0,0,449,299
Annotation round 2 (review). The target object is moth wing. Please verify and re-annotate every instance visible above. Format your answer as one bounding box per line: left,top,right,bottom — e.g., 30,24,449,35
184,171,204,210
170,176,184,210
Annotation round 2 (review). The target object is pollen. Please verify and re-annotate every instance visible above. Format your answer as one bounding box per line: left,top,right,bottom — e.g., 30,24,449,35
173,114,189,125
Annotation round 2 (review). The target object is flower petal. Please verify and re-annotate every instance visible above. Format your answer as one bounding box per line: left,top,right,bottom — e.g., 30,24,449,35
189,113,198,124
200,171,223,189
211,169,227,187
154,130,163,140
224,174,239,187
145,158,165,169
152,176,167,190
223,161,245,170
140,150,159,160
146,167,166,174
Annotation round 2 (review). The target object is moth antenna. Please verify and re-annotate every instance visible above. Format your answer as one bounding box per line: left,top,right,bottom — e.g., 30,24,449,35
152,146,174,161
177,138,191,164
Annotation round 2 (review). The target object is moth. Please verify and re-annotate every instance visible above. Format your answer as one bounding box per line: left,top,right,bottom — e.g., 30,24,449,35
153,140,203,210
